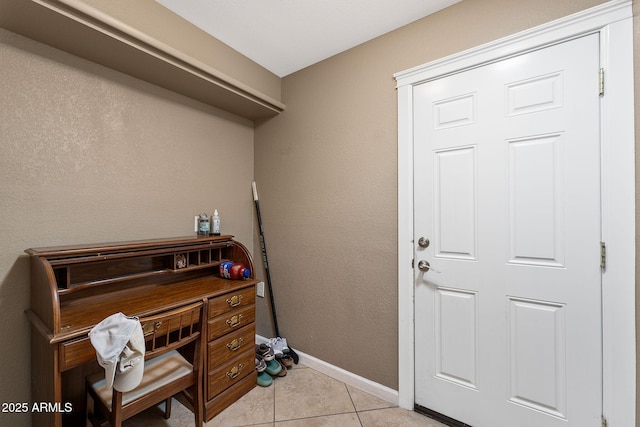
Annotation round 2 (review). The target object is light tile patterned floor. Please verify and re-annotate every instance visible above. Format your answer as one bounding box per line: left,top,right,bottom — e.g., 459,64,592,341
122,364,449,427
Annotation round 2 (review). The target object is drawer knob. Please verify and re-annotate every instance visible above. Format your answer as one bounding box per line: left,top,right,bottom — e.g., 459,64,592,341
142,321,162,336
226,314,243,328
226,338,243,351
226,295,243,307
226,364,244,380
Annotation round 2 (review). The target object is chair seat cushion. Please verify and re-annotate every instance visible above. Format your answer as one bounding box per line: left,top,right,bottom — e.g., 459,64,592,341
88,350,192,410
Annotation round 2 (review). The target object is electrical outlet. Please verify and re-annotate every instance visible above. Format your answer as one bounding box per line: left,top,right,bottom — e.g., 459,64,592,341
256,281,265,298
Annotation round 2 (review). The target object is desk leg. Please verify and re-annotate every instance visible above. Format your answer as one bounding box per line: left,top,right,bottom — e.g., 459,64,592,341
62,366,94,426
31,324,60,427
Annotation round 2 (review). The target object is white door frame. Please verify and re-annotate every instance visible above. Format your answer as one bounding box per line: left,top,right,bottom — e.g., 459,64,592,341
394,1,635,426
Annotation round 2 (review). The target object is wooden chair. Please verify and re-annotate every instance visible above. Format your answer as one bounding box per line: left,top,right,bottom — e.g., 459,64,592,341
86,302,204,427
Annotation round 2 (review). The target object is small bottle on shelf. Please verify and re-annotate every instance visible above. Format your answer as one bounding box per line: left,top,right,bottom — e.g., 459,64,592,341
197,213,210,236
211,209,221,236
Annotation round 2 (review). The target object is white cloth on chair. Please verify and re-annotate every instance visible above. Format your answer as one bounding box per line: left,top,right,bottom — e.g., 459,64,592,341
89,312,145,392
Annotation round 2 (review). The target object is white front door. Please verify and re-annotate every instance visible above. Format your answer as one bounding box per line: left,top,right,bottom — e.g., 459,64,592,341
413,33,602,427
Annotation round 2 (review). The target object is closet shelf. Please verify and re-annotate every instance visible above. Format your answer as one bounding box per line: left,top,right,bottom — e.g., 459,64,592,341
0,0,285,120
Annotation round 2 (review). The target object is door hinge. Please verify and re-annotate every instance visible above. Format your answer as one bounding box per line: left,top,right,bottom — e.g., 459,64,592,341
602,415,608,427
599,68,605,96
412,258,414,269
600,242,607,270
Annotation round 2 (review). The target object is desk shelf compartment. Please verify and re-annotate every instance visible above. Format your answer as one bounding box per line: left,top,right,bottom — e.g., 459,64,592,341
173,247,223,272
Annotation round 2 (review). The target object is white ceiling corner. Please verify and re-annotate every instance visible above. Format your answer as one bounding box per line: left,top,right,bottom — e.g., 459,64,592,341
154,0,461,77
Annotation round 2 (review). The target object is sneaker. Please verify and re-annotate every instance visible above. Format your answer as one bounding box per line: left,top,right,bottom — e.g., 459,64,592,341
257,371,273,387
274,364,287,377
277,354,294,368
267,337,289,356
255,357,266,373
255,343,275,361
256,357,272,386
264,359,282,376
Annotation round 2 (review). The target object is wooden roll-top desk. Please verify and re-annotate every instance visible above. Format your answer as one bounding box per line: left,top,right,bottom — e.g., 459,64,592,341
26,235,258,426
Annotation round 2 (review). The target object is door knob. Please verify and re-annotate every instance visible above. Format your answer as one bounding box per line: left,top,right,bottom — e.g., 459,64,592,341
418,237,430,248
417,260,431,272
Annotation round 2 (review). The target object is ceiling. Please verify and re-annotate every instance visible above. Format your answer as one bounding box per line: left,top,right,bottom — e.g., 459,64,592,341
154,0,461,77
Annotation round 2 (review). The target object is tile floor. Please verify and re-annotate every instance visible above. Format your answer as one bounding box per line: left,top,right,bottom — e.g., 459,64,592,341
122,363,449,427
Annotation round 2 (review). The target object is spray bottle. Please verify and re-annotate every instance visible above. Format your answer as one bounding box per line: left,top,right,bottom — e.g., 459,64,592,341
211,209,221,236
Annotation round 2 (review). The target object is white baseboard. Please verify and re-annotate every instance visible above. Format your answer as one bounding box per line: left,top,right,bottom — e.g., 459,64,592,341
256,335,399,406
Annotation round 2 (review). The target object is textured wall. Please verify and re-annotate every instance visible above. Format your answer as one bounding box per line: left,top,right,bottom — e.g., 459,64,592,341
0,27,255,427
1,0,637,424
254,0,611,390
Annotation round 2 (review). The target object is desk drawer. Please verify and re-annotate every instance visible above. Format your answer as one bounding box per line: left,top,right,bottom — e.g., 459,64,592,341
59,336,95,371
208,323,255,371
208,287,255,318
207,350,255,401
205,370,256,421
207,305,255,341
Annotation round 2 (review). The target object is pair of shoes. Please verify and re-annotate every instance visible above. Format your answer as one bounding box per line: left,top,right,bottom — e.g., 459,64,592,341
255,358,272,387
255,344,284,386
257,343,286,375
266,337,289,357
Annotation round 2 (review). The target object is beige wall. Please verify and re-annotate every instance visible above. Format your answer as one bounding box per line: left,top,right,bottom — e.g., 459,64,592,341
0,27,255,427
254,0,613,391
1,0,637,425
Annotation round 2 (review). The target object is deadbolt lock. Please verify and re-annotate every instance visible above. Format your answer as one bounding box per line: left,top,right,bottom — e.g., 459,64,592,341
418,237,430,248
